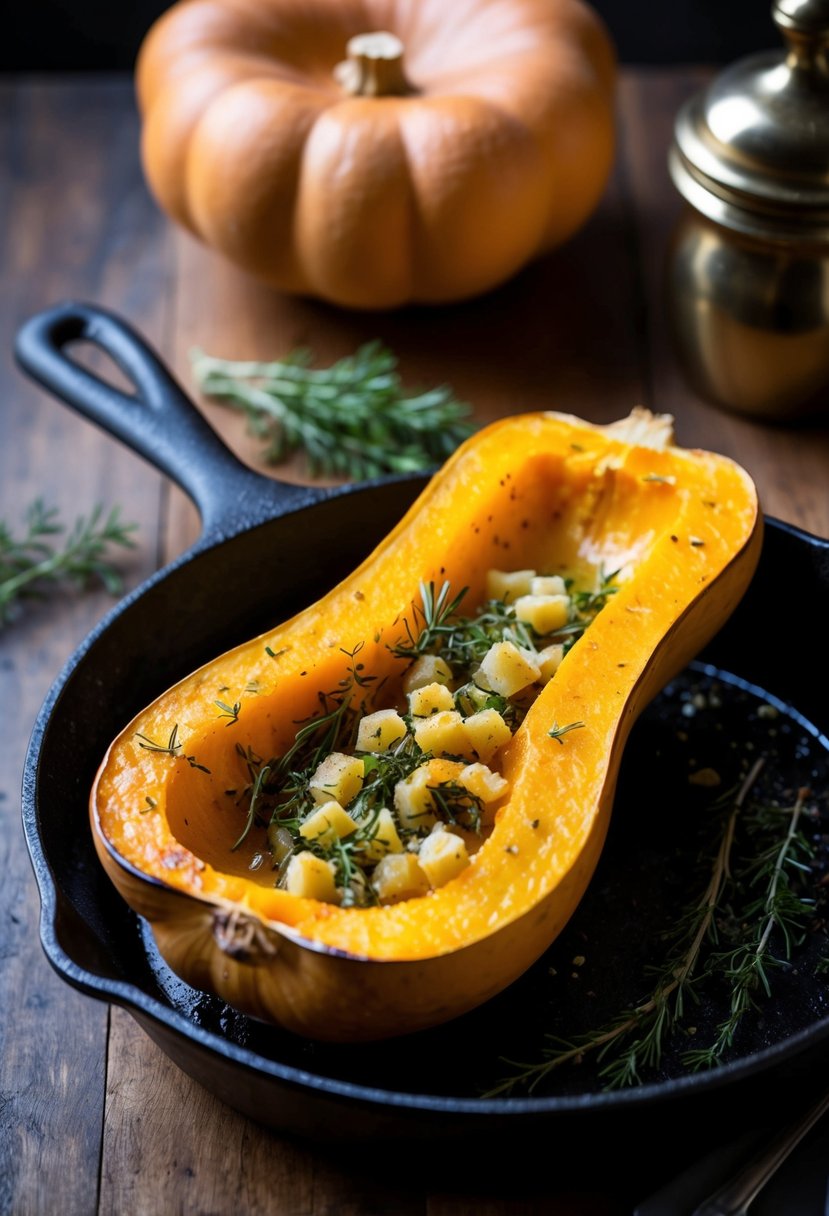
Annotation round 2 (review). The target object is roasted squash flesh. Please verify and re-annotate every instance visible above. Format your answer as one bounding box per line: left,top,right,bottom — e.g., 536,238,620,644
91,411,761,1040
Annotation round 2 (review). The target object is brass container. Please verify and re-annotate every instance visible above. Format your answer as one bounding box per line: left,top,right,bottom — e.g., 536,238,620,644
667,0,829,421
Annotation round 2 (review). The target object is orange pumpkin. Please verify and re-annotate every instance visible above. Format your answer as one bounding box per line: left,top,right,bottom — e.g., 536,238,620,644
136,0,616,308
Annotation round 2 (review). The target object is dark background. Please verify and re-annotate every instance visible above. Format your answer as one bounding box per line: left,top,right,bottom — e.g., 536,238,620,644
7,0,778,70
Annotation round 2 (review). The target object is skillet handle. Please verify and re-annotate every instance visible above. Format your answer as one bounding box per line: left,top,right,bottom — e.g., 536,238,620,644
14,300,312,537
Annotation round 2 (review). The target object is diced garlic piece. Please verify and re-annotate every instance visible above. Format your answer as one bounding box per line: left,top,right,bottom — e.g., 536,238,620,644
408,681,455,718
486,568,536,603
284,851,338,901
537,643,565,683
308,751,364,807
460,762,510,804
299,800,359,846
531,575,567,596
402,654,453,693
478,640,541,696
513,594,570,635
372,853,430,903
412,710,468,757
463,708,512,763
356,807,403,862
418,827,470,889
356,708,407,753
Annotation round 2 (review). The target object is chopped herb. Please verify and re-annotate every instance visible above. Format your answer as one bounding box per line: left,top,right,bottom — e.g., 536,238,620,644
136,724,210,773
548,721,586,744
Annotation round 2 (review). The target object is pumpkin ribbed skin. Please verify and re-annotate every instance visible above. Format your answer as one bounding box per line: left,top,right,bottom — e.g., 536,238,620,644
91,412,761,1041
136,0,616,307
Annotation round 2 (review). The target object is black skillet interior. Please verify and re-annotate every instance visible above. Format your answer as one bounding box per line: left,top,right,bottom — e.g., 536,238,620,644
16,304,829,1180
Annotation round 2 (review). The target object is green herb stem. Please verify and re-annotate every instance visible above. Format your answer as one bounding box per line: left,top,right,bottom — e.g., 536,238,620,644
0,500,136,627
485,757,765,1097
192,341,474,480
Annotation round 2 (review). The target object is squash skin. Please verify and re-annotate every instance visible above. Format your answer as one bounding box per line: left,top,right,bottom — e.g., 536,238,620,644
91,412,762,1041
135,0,616,308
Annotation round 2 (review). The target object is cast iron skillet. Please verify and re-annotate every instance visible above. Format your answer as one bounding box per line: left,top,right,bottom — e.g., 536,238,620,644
15,302,829,1184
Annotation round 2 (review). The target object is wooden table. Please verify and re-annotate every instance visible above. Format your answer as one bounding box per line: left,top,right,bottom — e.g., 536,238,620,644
1,70,827,1215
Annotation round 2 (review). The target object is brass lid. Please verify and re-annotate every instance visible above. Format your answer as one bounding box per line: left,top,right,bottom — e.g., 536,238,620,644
670,0,829,243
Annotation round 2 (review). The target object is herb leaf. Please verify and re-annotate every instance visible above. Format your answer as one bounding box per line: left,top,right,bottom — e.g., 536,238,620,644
191,341,474,480
0,500,136,628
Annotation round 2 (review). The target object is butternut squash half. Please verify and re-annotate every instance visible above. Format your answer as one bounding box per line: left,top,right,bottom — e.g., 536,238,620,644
91,410,761,1041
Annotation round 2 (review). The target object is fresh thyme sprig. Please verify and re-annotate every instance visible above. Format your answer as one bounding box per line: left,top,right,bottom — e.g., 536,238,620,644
484,757,821,1096
191,341,474,480
0,499,136,627
388,580,470,660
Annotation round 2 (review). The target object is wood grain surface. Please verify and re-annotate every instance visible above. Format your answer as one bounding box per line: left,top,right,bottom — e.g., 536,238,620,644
1,71,827,1216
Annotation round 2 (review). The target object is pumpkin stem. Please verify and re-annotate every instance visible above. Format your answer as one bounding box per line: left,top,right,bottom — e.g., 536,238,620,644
334,32,414,97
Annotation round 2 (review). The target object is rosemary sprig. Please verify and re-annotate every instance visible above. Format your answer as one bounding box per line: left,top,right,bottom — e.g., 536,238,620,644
481,753,816,1099
231,763,272,851
191,341,474,480
231,646,376,849
682,785,813,1070
0,499,136,627
388,580,470,660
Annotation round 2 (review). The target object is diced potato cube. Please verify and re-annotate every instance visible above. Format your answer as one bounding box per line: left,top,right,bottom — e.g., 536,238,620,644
486,568,536,603
372,853,430,903
463,708,512,763
394,765,439,831
299,801,359,846
408,681,455,718
413,710,468,758
308,751,364,807
513,594,570,635
393,758,464,830
531,575,566,596
478,641,541,697
356,807,404,862
537,643,565,683
356,708,408,753
402,654,453,693
418,827,470,889
459,762,509,804
284,851,338,902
